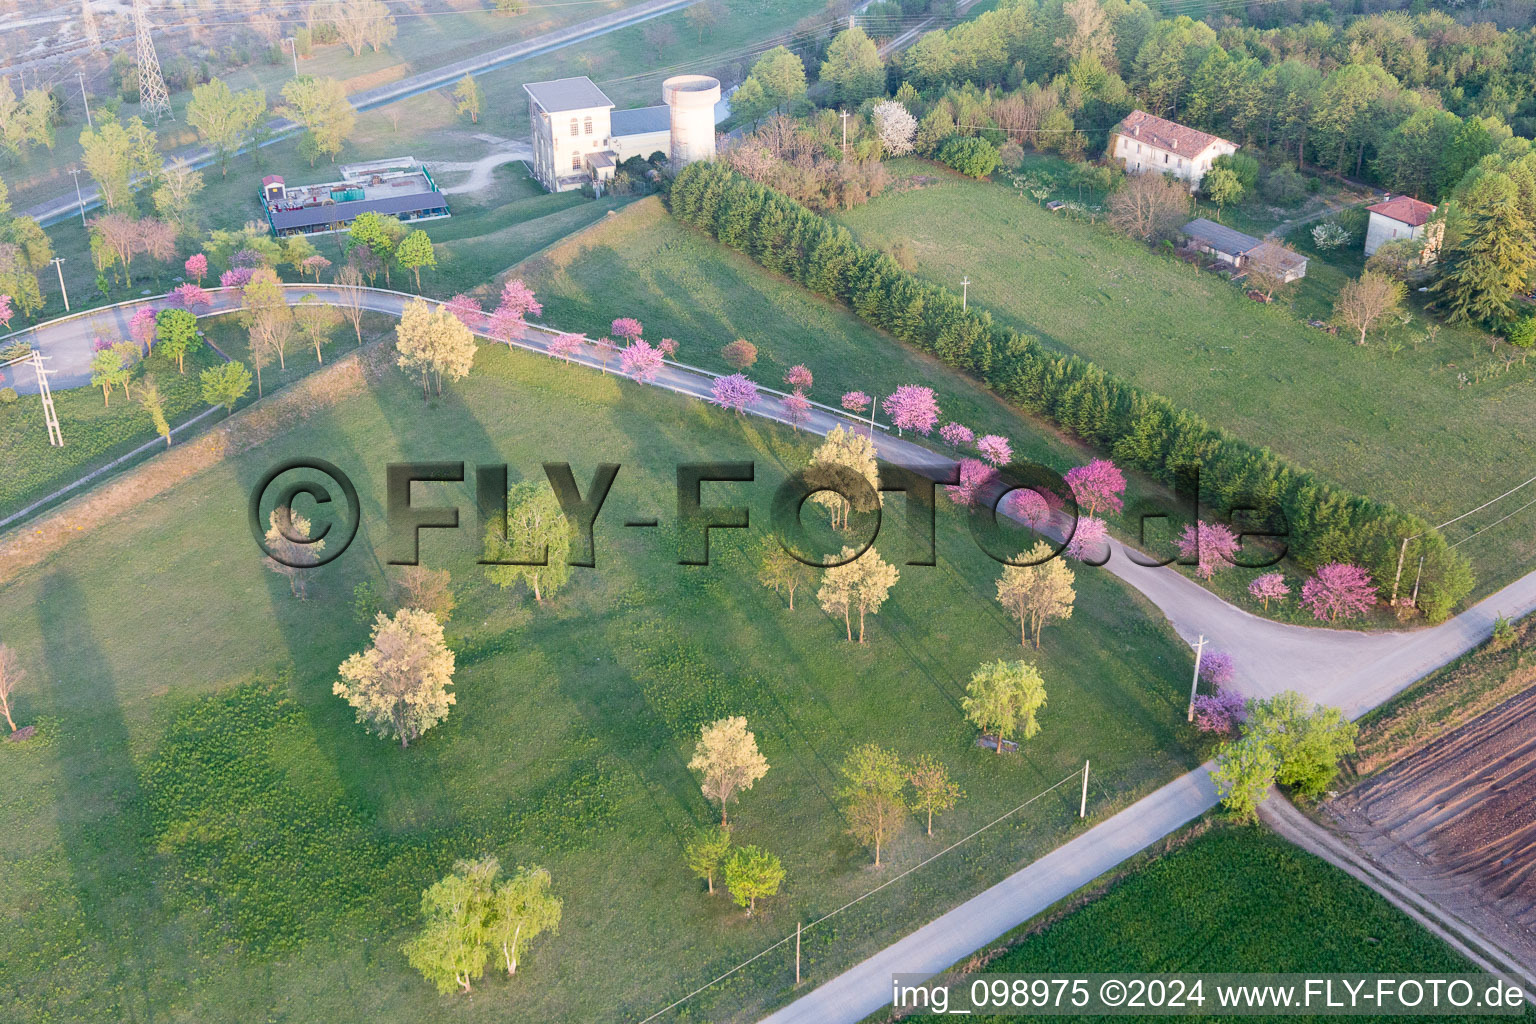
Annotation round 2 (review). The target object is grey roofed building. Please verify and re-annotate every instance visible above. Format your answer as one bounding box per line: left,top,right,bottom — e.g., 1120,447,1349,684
1182,218,1262,257
609,105,671,136
522,76,615,113
267,190,450,233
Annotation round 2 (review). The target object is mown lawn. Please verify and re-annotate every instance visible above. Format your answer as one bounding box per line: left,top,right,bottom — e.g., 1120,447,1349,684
899,825,1483,1024
834,160,1536,594
0,334,1203,1022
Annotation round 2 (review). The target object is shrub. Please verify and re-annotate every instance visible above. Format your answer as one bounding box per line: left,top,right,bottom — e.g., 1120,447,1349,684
1506,315,1536,349
0,387,16,404
938,136,1000,179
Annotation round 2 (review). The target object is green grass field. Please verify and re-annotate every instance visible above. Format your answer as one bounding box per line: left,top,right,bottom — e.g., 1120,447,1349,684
834,160,1536,594
0,262,1206,1021
899,825,1485,1024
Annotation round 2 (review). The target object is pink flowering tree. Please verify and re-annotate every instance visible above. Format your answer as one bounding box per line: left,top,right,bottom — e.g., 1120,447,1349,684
946,458,997,507
1177,520,1240,579
711,373,758,413
882,385,940,435
0,293,12,329
593,336,617,373
1192,689,1247,734
939,422,974,448
611,317,643,343
184,253,208,285
498,279,542,320
220,267,254,289
780,390,812,429
1064,459,1126,517
784,364,813,393
443,293,483,328
1301,563,1378,621
976,434,1012,466
547,333,584,362
841,391,871,413
231,248,265,269
129,306,159,351
657,338,678,358
1248,572,1290,610
488,305,528,344
1066,515,1109,562
169,283,213,311
1005,487,1062,529
300,254,332,281
1199,650,1235,688
619,339,665,383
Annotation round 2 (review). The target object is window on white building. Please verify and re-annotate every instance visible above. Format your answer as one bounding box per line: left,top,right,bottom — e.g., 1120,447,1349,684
569,119,579,136
572,152,582,171
584,117,593,135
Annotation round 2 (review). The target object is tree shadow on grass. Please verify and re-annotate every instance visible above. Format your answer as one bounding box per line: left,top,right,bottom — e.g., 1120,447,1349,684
40,571,169,1023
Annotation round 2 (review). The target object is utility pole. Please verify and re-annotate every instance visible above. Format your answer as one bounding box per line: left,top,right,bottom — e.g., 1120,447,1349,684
840,109,850,159
794,921,801,985
961,275,970,311
50,258,69,312
78,71,93,129
1186,634,1206,722
285,37,299,76
1390,535,1412,606
1080,760,1089,818
68,167,87,227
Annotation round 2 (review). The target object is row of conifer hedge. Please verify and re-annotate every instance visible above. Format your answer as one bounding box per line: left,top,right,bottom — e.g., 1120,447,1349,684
663,161,1474,622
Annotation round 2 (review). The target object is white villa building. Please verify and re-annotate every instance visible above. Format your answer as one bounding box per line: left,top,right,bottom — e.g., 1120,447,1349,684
524,74,720,193
1364,195,1440,258
1109,110,1238,191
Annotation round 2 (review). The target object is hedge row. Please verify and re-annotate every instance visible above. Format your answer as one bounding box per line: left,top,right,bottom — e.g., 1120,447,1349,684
664,161,1474,622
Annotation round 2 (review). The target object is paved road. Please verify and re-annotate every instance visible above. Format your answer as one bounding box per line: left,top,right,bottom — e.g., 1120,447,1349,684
13,285,1536,1023
22,0,704,228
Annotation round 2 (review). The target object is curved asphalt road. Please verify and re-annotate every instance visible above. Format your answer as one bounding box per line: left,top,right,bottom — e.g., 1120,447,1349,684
10,284,1536,1023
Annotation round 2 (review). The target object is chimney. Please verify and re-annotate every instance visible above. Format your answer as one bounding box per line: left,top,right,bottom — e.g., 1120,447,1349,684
1132,125,1139,136
1170,139,1178,150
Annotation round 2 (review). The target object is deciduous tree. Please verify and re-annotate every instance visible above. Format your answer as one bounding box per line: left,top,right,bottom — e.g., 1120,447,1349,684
396,229,436,290
334,607,457,748
688,716,769,826
280,76,356,165
391,564,455,622
995,540,1075,647
453,75,481,124
1300,562,1377,621
685,825,732,894
0,642,25,734
486,865,562,976
263,505,324,597
840,743,906,867
1332,271,1405,345
758,536,813,610
818,545,898,643
724,844,784,914
395,297,476,397
402,856,496,994
808,426,879,530
1211,732,1277,823
484,480,573,604
905,754,962,837
1107,172,1189,242
186,78,267,174
295,293,342,362
962,659,1046,754
200,360,251,414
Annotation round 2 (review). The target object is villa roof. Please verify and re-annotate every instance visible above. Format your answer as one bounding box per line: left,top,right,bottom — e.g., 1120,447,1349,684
1115,109,1233,155
1182,218,1262,256
1367,195,1436,227
610,104,671,137
523,77,614,114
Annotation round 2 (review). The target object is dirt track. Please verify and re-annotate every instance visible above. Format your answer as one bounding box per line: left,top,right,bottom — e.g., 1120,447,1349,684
1331,686,1536,972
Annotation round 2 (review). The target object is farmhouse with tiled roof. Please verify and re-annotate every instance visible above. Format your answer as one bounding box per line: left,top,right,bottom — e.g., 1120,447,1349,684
1364,195,1440,258
1109,110,1238,191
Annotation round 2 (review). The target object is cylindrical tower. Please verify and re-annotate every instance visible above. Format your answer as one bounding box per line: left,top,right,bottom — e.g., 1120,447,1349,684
662,75,721,167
